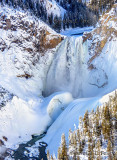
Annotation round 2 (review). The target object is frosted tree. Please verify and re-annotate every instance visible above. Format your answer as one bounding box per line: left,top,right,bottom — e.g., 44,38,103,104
57,147,62,160
107,140,113,160
83,111,89,134
60,134,68,160
47,150,50,160
95,140,102,160
50,155,54,160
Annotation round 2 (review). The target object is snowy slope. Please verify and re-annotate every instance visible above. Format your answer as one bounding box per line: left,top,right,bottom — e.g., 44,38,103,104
46,0,66,17
0,92,73,148
42,91,112,156
42,89,117,158
0,4,66,149
0,5,63,100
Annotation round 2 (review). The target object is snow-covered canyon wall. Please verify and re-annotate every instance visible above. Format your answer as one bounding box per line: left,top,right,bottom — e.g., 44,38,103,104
44,35,116,98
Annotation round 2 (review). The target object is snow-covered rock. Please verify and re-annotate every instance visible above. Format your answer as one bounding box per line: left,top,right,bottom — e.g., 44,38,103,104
0,4,65,149
46,0,66,17
0,5,63,100
0,86,13,108
47,92,73,120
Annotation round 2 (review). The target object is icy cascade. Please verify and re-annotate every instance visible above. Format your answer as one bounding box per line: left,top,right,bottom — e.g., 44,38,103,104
44,36,89,98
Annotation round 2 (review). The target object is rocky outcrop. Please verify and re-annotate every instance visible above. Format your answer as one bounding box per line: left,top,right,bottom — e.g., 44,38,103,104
83,4,117,67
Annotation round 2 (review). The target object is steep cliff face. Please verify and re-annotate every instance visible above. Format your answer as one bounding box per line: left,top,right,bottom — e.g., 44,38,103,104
0,5,63,99
44,4,117,98
0,5,66,149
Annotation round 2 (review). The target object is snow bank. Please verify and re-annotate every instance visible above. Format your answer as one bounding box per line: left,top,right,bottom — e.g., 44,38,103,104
0,96,50,147
47,92,73,120
0,145,6,158
42,96,100,156
0,92,73,148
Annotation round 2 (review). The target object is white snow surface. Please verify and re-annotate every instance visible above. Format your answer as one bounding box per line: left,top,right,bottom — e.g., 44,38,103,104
46,0,66,17
42,90,117,156
0,4,117,158
0,92,73,148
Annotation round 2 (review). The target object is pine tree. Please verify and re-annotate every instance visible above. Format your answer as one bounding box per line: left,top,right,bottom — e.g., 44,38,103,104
102,105,112,139
48,13,53,26
60,134,68,160
50,155,54,160
77,129,80,143
57,147,62,160
83,111,89,134
53,15,62,32
96,140,102,160
107,140,113,160
47,150,50,160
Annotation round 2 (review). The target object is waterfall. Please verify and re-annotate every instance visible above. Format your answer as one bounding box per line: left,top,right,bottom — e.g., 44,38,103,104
44,36,89,98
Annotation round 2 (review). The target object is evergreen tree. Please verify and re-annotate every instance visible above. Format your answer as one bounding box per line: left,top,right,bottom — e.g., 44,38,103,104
107,140,113,160
60,134,68,160
47,150,50,160
96,140,102,160
83,110,89,134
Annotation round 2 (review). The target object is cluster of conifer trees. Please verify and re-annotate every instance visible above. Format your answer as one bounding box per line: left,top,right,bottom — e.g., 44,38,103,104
0,0,116,32
47,91,117,159
89,0,117,15
0,0,96,32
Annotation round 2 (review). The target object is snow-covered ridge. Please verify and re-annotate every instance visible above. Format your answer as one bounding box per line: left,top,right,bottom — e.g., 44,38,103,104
0,4,63,100
46,0,66,17
0,4,66,150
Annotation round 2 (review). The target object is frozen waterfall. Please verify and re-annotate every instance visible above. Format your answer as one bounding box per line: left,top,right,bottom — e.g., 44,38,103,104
44,36,90,98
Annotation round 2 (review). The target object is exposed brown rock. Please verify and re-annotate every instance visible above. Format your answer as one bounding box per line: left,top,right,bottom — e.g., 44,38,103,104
17,74,32,79
2,136,8,142
38,29,63,54
5,19,12,30
23,47,33,53
86,4,117,67
0,139,4,146
83,32,92,43
88,64,96,70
